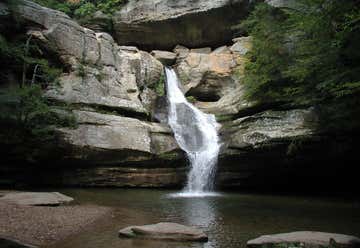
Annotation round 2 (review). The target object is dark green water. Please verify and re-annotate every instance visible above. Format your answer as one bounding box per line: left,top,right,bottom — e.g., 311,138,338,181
47,189,360,248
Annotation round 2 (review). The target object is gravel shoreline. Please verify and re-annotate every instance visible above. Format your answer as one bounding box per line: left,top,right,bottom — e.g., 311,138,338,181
0,201,112,246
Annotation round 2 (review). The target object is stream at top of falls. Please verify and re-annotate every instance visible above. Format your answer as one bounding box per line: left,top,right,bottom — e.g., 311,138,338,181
165,68,221,197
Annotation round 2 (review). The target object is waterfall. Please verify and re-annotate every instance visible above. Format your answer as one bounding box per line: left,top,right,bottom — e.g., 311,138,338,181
165,68,221,196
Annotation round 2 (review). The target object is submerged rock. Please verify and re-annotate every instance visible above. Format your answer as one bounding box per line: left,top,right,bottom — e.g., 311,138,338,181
0,192,73,206
247,231,360,248
119,222,208,242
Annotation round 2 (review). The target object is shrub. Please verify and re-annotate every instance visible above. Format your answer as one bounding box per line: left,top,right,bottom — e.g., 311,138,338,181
242,0,360,105
0,85,76,139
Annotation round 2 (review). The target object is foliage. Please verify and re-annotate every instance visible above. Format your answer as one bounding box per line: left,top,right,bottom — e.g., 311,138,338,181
0,85,76,141
0,33,62,88
76,63,86,78
155,74,165,96
31,0,73,15
32,0,127,18
186,96,196,103
73,1,97,18
0,33,75,144
242,1,360,105
158,152,179,160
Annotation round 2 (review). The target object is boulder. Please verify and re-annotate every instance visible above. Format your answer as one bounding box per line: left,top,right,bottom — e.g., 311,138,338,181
175,37,253,114
150,50,177,66
176,50,237,101
247,231,360,248
113,0,253,50
0,192,73,206
119,222,208,242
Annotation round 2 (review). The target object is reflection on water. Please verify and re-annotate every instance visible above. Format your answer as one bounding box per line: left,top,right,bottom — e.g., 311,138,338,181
47,189,360,248
184,198,217,248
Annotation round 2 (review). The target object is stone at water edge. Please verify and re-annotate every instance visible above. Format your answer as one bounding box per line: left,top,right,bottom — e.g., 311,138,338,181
0,192,74,206
118,222,208,242
247,231,360,248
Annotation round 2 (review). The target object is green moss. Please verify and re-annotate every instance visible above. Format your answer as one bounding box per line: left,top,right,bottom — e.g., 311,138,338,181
215,114,234,122
158,152,179,160
76,63,86,78
154,73,165,96
186,96,196,103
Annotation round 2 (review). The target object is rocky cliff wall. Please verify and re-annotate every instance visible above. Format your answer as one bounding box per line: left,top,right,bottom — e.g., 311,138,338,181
0,0,358,190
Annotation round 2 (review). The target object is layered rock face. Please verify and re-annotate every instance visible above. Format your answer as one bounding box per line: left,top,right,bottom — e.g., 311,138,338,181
1,0,185,187
175,36,255,115
112,0,253,50
1,0,358,190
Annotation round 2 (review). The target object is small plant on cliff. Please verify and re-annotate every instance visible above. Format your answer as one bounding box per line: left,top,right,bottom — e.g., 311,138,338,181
155,74,165,96
186,96,196,103
0,33,62,88
0,33,76,143
0,85,76,139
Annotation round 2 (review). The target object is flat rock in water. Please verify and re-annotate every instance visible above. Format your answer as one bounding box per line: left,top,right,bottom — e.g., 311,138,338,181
0,192,73,206
119,222,208,242
247,231,360,248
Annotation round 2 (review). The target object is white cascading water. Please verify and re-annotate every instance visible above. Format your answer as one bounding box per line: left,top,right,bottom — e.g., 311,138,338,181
165,68,221,196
